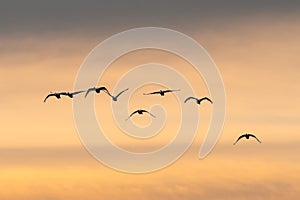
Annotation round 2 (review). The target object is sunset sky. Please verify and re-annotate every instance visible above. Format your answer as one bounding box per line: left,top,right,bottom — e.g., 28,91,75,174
0,1,299,199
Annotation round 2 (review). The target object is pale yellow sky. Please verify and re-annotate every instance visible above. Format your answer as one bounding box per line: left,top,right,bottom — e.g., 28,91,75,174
0,9,299,199
1,19,299,147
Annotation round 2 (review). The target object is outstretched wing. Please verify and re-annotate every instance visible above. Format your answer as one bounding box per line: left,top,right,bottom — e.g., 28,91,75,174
99,87,112,96
71,90,85,96
44,93,55,102
85,88,95,98
184,96,198,103
143,91,161,95
114,88,129,99
142,110,156,118
163,89,180,93
125,110,139,121
233,134,246,145
248,134,262,143
199,97,213,104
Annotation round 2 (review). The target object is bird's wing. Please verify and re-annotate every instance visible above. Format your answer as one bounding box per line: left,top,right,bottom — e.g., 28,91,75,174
44,93,55,102
85,88,95,98
184,96,197,103
248,134,262,143
143,91,160,95
71,90,85,96
164,89,180,93
143,110,156,118
126,110,139,121
200,97,213,104
114,88,129,98
233,135,246,145
100,87,112,96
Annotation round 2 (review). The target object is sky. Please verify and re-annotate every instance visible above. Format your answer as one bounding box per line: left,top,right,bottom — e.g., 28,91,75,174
0,1,300,199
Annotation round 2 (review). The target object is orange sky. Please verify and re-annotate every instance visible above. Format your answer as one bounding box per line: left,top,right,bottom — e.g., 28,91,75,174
0,5,300,199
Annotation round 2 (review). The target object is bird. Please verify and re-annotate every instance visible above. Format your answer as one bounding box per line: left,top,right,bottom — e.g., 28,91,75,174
184,96,213,104
233,133,261,145
85,86,111,98
110,88,129,101
126,109,156,121
143,89,180,96
44,92,68,102
65,90,86,98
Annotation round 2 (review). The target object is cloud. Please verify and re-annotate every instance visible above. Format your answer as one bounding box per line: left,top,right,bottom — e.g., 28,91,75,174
1,0,299,36
1,142,300,199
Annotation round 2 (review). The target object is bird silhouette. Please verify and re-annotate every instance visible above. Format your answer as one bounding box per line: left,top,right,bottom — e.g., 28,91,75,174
85,86,111,98
65,90,85,98
44,92,68,102
184,96,213,104
143,89,180,96
233,133,261,145
110,88,129,101
126,109,156,121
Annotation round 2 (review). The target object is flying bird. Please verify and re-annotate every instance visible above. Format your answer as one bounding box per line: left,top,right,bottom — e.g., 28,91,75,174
143,89,180,96
65,90,85,98
233,133,261,145
85,86,111,98
184,96,213,104
110,88,129,101
126,109,156,121
44,92,68,102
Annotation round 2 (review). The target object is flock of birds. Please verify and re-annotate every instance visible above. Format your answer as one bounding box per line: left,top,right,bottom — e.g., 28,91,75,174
44,86,262,145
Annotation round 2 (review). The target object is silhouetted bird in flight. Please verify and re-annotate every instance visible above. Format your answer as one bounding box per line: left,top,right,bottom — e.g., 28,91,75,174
126,109,156,121
65,90,85,98
184,96,213,104
143,89,180,96
110,88,129,101
44,90,85,102
44,92,68,102
233,133,261,145
85,86,111,98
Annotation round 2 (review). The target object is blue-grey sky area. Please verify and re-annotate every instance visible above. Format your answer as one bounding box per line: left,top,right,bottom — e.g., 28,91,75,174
1,0,299,36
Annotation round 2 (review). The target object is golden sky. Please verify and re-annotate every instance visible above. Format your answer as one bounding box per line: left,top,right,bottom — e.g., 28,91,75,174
0,1,299,199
